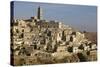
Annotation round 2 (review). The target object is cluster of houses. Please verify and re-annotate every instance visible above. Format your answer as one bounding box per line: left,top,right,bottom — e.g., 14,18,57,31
11,18,97,55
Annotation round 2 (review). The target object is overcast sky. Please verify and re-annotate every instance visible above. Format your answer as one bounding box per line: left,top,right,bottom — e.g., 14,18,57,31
13,1,97,32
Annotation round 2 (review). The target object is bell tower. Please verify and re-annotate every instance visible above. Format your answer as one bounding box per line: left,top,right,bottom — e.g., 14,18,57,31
37,6,42,20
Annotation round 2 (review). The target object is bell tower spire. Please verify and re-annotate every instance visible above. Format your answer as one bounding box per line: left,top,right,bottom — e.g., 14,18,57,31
37,6,42,20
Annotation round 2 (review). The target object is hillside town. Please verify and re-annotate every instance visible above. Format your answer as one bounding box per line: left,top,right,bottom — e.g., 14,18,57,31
11,6,97,66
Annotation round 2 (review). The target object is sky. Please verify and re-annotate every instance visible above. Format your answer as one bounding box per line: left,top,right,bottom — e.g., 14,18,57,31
13,1,97,32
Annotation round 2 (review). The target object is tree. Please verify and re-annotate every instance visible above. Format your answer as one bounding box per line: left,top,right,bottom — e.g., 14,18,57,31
78,44,84,50
67,46,73,52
